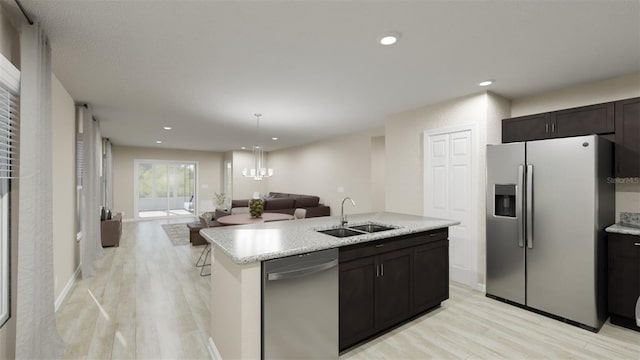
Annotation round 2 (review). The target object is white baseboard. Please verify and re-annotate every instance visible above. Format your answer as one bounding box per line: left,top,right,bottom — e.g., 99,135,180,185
450,267,477,289
55,265,81,312
477,283,486,293
208,337,223,360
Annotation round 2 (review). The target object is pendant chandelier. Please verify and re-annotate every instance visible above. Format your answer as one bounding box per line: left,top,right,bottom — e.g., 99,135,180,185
242,113,274,180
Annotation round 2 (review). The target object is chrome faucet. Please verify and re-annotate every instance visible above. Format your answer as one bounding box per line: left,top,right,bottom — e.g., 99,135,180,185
341,197,356,227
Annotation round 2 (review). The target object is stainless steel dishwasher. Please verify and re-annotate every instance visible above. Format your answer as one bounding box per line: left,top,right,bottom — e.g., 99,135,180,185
262,248,339,359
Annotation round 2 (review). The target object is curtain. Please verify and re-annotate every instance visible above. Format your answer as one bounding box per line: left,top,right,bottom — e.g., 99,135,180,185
15,23,65,359
78,105,103,279
103,138,113,210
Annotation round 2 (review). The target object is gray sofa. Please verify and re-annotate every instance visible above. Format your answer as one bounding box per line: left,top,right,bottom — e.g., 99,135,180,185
229,192,331,218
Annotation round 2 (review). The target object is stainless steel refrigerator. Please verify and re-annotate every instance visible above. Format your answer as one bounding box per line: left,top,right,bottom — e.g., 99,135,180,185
486,135,614,331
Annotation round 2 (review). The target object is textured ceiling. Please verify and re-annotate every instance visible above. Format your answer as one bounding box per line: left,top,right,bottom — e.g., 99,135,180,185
8,0,640,152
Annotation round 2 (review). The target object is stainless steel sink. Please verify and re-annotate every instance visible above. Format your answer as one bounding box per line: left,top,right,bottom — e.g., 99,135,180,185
316,222,398,238
349,224,396,233
316,228,364,238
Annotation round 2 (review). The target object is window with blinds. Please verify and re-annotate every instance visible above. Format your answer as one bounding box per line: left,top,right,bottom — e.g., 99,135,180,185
0,82,18,179
0,63,18,328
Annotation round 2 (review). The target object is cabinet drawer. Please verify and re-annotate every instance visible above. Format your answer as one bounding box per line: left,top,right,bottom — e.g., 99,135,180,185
339,228,448,263
420,228,448,242
340,236,413,263
608,233,640,254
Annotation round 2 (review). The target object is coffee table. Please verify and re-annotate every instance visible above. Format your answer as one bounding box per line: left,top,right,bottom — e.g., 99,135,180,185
217,213,294,225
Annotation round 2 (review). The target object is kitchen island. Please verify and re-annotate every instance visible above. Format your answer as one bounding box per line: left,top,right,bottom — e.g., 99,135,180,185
201,212,459,359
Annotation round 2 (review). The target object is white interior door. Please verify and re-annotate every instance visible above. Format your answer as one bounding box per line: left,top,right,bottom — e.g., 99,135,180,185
425,134,450,219
424,127,477,288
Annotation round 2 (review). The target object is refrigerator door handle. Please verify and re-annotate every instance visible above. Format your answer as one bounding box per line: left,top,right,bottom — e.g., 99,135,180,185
526,164,534,249
517,165,525,248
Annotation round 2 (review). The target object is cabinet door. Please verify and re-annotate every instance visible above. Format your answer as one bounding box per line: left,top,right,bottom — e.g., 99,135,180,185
615,98,640,178
339,255,377,350
502,113,551,143
413,239,449,314
551,102,615,138
608,234,640,319
376,248,412,330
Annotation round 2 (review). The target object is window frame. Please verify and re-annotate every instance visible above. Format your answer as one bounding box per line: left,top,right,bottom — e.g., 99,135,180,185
0,53,19,328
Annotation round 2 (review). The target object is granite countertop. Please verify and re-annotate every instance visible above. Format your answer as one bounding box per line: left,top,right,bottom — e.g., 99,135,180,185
200,211,459,264
605,212,640,236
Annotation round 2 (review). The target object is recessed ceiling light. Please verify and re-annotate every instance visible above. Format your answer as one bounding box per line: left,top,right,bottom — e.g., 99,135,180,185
156,140,162,144
379,32,401,46
163,126,172,130
479,80,494,87
241,146,247,150
272,137,278,141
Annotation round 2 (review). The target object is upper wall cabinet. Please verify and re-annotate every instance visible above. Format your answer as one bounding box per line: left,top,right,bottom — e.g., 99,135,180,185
502,102,615,143
551,102,614,137
502,97,640,177
502,113,552,143
615,97,640,178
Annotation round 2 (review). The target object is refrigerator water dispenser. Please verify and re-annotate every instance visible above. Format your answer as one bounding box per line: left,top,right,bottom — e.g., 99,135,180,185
494,184,516,217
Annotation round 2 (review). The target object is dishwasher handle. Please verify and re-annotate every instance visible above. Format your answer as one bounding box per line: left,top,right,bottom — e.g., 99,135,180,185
267,258,338,281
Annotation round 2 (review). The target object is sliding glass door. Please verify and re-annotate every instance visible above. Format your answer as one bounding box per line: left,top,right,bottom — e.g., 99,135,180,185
135,160,196,218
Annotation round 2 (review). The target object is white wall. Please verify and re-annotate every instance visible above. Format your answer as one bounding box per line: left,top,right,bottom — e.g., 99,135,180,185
511,73,640,117
512,72,640,221
112,146,224,219
385,91,510,287
267,128,384,216
385,92,509,214
51,75,80,303
0,6,18,69
370,136,386,212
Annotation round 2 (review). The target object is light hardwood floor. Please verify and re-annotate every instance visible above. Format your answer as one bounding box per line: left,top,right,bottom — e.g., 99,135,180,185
56,218,211,359
56,219,640,359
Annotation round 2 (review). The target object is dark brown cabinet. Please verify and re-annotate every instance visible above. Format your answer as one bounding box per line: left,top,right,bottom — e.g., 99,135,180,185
551,102,614,137
502,97,639,177
502,113,551,143
339,256,377,347
502,102,615,143
615,98,640,178
413,239,449,313
339,229,449,350
376,248,412,330
607,233,640,331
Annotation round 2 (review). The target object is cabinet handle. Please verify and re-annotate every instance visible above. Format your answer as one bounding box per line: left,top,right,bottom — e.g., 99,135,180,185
551,122,556,133
375,244,385,248
545,123,549,133
634,243,640,246
376,265,380,277
429,233,437,237
381,264,384,277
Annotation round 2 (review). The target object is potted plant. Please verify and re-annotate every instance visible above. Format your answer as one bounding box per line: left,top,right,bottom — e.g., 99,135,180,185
249,194,264,218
